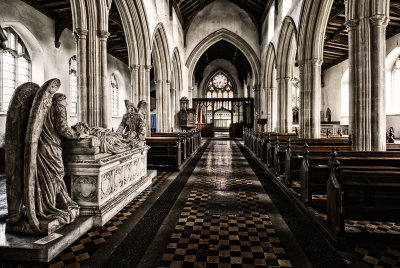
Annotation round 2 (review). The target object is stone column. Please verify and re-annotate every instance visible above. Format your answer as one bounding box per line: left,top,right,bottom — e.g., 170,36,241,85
253,86,260,129
155,79,163,132
346,15,388,151
272,87,278,132
266,86,277,132
170,87,175,131
163,80,171,132
260,87,266,119
188,87,193,107
144,65,152,135
277,78,293,133
98,30,109,128
73,28,88,124
130,64,140,103
299,59,322,138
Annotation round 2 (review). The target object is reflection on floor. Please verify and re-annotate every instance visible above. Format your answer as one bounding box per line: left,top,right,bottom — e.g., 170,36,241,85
157,140,294,267
1,137,399,267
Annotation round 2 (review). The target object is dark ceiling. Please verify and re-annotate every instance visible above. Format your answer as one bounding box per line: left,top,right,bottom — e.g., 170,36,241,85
174,0,274,34
193,40,252,85
323,0,400,71
15,0,400,73
19,0,128,64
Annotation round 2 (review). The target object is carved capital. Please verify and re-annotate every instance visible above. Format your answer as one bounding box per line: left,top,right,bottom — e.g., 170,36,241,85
129,64,140,72
370,15,389,28
345,19,359,31
97,30,110,39
145,65,152,71
73,28,88,41
297,58,323,67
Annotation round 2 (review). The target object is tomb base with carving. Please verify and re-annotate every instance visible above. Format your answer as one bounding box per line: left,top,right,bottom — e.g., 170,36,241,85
64,142,156,226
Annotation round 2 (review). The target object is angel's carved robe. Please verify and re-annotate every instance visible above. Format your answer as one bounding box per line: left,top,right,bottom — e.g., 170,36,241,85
35,100,80,225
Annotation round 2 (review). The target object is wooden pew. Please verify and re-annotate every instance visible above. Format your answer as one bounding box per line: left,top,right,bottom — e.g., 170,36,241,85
284,142,353,187
386,143,400,151
300,148,400,206
326,155,400,240
274,137,353,176
146,129,201,171
145,137,183,171
151,133,188,161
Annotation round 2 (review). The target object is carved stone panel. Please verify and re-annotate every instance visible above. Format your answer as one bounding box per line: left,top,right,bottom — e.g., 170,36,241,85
101,171,113,199
73,176,98,202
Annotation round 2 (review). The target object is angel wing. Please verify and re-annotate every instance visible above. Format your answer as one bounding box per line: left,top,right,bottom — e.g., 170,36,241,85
24,78,61,233
5,82,40,223
137,100,148,120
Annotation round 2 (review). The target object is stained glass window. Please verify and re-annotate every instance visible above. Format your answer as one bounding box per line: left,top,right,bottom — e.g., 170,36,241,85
69,56,78,115
1,27,31,112
206,72,234,111
213,74,227,88
111,73,119,116
292,78,300,124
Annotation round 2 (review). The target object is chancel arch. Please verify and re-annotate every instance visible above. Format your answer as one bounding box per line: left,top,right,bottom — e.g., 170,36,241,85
151,23,171,133
186,28,261,93
277,17,298,133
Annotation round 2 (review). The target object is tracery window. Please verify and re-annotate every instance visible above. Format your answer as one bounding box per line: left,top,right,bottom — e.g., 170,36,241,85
69,56,78,115
206,72,234,110
1,27,31,112
390,57,400,114
292,78,300,124
111,73,119,116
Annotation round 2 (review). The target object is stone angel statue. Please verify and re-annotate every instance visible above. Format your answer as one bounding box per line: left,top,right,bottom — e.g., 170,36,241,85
6,79,82,235
117,100,148,145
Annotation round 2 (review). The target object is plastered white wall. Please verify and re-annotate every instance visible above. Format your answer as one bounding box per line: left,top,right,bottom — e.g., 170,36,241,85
185,0,261,71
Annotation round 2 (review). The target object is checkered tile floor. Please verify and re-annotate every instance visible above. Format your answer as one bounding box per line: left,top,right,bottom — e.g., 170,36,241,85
0,171,172,268
158,140,293,267
309,195,400,268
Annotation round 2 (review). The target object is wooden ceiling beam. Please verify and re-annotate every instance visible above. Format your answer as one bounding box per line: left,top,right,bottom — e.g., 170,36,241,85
323,54,349,70
325,25,346,44
20,0,57,20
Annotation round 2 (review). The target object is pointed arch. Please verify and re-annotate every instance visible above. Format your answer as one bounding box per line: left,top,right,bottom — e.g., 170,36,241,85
264,43,277,131
152,23,171,82
202,69,238,97
186,28,260,89
276,17,298,132
151,23,171,132
277,16,297,80
171,47,183,130
171,48,183,92
114,0,151,67
264,43,277,89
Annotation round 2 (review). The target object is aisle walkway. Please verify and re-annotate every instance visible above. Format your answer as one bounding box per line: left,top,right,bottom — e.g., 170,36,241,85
106,139,316,267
